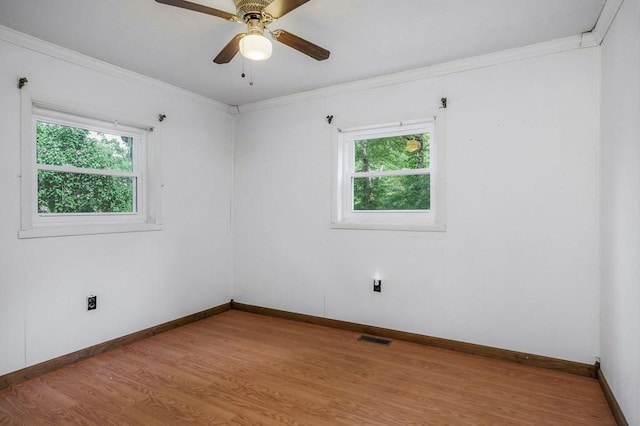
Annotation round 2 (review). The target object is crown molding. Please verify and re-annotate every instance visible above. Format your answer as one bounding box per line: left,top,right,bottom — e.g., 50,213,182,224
239,35,586,112
581,0,624,47
580,31,601,48
0,24,229,112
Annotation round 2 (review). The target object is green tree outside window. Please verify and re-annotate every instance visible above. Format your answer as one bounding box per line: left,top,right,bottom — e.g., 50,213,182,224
36,121,135,214
353,133,430,210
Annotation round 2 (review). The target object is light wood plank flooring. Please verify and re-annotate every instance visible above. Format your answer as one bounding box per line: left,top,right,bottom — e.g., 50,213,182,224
0,310,615,425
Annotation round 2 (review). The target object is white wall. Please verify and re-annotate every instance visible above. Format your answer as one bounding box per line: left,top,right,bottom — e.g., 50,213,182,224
600,0,640,422
233,47,601,364
0,34,234,375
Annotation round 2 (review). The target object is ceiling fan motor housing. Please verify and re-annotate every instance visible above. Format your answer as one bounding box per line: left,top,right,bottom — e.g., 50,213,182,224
234,0,274,20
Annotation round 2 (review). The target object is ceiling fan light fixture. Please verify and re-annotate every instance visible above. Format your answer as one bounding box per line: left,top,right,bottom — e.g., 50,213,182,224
240,34,273,61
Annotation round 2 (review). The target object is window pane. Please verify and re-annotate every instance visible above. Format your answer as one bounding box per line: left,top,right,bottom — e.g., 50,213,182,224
38,170,135,214
354,133,430,172
353,174,430,211
36,121,133,172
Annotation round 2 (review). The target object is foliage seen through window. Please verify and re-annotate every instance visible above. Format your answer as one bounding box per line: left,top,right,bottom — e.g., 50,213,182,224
36,121,136,214
353,133,430,211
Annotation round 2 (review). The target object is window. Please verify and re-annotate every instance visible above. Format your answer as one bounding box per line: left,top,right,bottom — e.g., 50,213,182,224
332,117,445,231
20,101,161,238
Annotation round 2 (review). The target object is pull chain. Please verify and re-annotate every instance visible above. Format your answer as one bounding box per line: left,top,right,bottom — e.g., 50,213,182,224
240,56,254,87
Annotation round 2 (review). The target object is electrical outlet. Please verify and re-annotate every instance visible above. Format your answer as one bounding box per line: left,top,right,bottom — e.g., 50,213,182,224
87,295,97,311
373,279,382,292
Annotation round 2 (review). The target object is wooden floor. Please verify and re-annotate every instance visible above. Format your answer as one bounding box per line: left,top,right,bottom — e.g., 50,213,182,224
0,310,615,425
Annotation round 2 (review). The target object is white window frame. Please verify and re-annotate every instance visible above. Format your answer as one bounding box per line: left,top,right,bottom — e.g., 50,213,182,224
19,97,162,238
332,115,445,232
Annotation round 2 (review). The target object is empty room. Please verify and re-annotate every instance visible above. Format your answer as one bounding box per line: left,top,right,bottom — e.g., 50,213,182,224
0,0,638,424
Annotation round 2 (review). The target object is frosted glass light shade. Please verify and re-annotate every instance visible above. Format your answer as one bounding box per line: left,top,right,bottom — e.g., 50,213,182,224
239,34,273,61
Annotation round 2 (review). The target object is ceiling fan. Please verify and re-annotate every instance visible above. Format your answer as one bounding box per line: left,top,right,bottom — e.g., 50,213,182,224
155,0,330,64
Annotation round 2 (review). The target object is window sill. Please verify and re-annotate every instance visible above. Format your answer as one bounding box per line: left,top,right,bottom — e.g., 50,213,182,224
331,221,446,232
18,223,162,239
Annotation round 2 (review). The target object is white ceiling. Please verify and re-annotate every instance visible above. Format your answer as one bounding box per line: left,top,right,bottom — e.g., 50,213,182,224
0,0,606,106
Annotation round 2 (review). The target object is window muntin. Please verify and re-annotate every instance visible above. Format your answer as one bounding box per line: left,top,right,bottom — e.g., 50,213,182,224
333,117,444,231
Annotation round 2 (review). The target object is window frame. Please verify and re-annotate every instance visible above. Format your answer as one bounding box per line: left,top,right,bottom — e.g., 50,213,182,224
19,97,162,239
331,116,445,232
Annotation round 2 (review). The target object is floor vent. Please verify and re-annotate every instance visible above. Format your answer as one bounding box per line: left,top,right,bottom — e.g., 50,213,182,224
357,335,392,346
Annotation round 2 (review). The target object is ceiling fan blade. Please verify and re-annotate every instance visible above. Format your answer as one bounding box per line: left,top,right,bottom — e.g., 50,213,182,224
213,33,244,64
155,0,236,21
263,0,311,19
272,30,330,61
